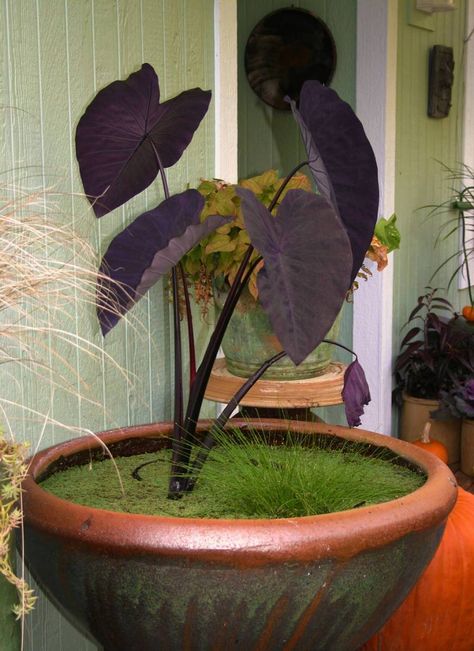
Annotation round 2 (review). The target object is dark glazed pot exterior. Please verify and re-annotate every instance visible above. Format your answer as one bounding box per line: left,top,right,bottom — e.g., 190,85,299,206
20,420,457,651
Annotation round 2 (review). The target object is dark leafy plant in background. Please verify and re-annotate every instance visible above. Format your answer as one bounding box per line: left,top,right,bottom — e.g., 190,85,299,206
433,378,474,420
394,288,474,402
75,63,379,497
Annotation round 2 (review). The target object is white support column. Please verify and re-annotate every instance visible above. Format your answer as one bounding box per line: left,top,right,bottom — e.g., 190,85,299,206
213,0,238,415
460,0,474,291
214,0,238,183
354,0,398,434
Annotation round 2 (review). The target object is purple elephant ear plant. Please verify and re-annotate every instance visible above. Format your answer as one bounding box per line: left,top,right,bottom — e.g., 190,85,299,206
75,63,378,497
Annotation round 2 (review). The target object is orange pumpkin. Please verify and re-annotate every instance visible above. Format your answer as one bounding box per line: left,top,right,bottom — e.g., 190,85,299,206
361,488,474,651
462,305,474,322
412,421,449,464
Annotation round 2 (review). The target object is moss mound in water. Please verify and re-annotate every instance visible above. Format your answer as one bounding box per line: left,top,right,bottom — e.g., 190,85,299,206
41,432,425,519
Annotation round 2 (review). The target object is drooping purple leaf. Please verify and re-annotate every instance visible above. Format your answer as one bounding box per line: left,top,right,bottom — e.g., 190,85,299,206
97,189,230,334
76,64,211,217
290,80,379,283
342,360,371,427
236,187,352,365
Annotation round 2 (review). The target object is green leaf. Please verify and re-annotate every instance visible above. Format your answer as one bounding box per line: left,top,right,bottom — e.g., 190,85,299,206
374,214,401,252
198,180,218,196
205,233,236,255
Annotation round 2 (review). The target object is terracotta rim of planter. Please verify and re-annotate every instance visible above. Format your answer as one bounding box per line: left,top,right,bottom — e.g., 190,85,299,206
22,419,457,567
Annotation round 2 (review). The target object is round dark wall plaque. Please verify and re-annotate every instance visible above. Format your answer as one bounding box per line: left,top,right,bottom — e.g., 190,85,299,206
244,7,337,111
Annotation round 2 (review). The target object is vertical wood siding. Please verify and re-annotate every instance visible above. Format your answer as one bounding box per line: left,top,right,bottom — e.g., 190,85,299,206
394,3,467,367
1,1,214,649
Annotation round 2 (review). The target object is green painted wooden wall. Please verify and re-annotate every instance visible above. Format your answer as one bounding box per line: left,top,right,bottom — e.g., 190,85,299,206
0,1,215,649
394,1,468,363
237,0,357,177
237,0,357,422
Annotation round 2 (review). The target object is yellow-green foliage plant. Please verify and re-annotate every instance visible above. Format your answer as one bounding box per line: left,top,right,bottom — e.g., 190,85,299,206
182,170,400,314
182,170,312,310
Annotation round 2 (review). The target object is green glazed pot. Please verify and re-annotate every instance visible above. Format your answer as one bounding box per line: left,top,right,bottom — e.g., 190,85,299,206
215,286,342,380
20,420,457,651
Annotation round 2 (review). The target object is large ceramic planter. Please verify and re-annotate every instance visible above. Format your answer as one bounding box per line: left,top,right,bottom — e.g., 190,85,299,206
20,420,457,651
400,393,461,464
215,286,342,379
461,418,474,477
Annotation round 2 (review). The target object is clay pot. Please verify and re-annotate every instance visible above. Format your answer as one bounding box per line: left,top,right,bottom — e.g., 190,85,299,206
461,418,474,477
400,393,461,464
20,420,457,651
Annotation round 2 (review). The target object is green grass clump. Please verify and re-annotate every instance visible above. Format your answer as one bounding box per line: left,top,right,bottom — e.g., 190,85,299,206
41,429,425,519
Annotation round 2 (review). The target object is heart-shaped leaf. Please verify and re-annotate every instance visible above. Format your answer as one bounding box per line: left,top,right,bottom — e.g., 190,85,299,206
97,189,230,334
76,64,211,217
236,188,352,365
290,81,379,283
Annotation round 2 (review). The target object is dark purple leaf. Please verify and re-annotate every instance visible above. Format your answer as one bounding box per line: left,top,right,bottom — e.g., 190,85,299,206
76,64,211,217
342,360,371,427
394,341,423,371
431,297,454,307
236,187,352,365
426,313,442,332
400,327,421,347
97,189,230,334
290,80,379,283
419,352,435,371
408,303,426,322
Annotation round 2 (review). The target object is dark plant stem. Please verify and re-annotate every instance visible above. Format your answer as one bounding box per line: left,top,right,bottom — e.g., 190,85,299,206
321,339,357,360
182,245,255,438
182,252,265,442
179,263,196,385
182,160,310,441
267,160,309,212
168,264,186,496
149,139,188,495
185,351,286,492
166,160,310,495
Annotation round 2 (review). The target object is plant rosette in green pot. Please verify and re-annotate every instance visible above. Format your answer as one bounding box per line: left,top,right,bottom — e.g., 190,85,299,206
21,419,457,651
183,172,399,380
19,63,445,650
395,289,474,464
